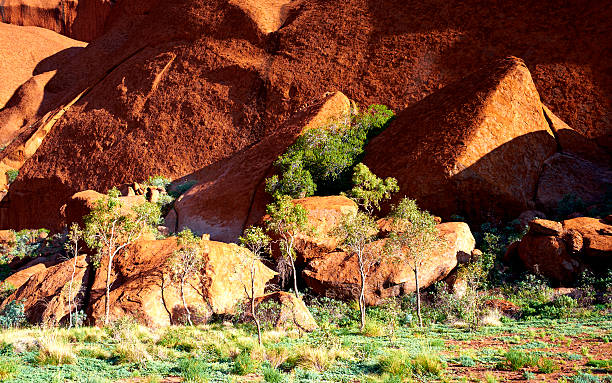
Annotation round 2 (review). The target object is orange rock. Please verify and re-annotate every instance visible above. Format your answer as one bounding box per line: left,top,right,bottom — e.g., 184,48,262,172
562,217,612,259
518,234,580,285
363,57,557,223
528,219,563,236
60,190,147,229
0,255,89,326
170,92,351,242
303,222,475,305
245,291,318,332
1,263,46,290
0,0,112,41
88,237,276,327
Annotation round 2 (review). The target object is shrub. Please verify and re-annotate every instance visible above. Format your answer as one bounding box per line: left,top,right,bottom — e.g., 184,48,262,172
5,169,18,184
36,333,77,365
458,355,476,367
0,300,26,328
378,350,413,378
146,175,171,189
499,349,540,371
411,352,446,376
263,366,286,383
0,358,20,380
538,358,560,373
266,104,394,198
556,193,587,218
586,359,612,373
361,319,386,337
178,358,211,383
291,345,345,372
233,350,258,375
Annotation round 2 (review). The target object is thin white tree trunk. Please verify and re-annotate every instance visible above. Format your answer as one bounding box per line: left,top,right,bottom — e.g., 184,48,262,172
415,266,422,328
180,276,193,326
104,250,113,326
358,251,366,331
68,247,78,327
251,263,262,346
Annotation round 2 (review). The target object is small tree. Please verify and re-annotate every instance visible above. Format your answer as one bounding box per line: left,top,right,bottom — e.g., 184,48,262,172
346,163,398,215
84,188,161,325
266,195,309,297
238,226,271,345
386,198,441,327
65,223,82,328
169,229,205,326
332,211,379,331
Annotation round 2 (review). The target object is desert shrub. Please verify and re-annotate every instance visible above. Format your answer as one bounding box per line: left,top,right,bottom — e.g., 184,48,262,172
538,358,560,373
265,346,289,369
0,300,26,328
178,358,211,383
288,345,346,372
146,175,171,189
170,180,197,198
411,352,446,376
361,319,386,337
6,169,18,184
586,359,612,373
570,372,604,383
305,295,359,328
233,350,259,375
9,229,49,260
378,350,413,378
474,222,527,287
556,193,587,219
157,327,200,352
0,358,20,380
36,333,77,365
498,349,540,371
266,105,394,198
263,366,286,383
78,343,112,360
458,355,476,367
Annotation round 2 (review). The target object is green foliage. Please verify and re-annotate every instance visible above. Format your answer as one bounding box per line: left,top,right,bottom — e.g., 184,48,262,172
458,355,476,367
345,163,398,214
5,169,18,184
556,193,587,219
170,180,197,198
146,175,171,189
266,105,394,198
8,229,49,260
0,358,19,380
239,226,271,258
262,366,286,383
0,300,26,328
232,351,258,375
170,229,205,325
475,221,527,287
498,349,540,371
586,359,612,373
538,358,560,373
178,358,211,382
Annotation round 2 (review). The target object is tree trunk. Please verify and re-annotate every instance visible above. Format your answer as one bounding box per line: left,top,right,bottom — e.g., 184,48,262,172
104,249,113,326
358,252,366,331
415,267,422,328
68,249,78,328
180,277,193,326
291,259,299,297
251,263,262,346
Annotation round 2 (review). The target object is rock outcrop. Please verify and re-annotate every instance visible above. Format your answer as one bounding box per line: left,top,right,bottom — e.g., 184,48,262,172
168,92,352,242
364,57,558,223
303,222,475,305
2,0,610,232
88,237,276,327
245,291,318,332
1,262,46,290
0,0,112,41
60,190,147,229
516,217,611,284
0,255,89,326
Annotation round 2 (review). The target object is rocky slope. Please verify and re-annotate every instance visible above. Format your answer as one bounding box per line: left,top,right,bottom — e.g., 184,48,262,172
0,0,610,232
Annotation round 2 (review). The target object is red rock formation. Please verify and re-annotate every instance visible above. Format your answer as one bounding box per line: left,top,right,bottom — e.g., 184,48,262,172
88,237,276,327
245,291,318,332
303,222,475,305
364,57,558,222
60,189,146,228
1,262,47,290
0,0,112,41
168,92,352,242
0,255,89,326
2,0,610,231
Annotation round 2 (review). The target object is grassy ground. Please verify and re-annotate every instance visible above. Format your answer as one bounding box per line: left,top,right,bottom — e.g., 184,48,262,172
0,314,609,383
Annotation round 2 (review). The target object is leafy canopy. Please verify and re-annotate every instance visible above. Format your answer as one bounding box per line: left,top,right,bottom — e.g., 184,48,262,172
265,195,309,260
346,163,398,214
239,226,270,258
333,211,378,257
266,104,394,198
170,229,205,281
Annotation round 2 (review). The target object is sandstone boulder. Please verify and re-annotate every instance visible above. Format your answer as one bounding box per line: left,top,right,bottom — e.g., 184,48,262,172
536,153,612,213
516,216,611,284
363,57,557,223
1,263,46,290
0,255,89,326
88,238,276,327
514,210,546,231
303,222,475,305
60,190,147,229
245,291,318,332
528,219,563,236
168,92,351,242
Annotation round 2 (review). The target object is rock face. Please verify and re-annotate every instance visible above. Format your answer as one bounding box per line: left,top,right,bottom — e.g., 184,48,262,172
516,217,611,284
303,222,475,305
1,263,47,290
364,57,558,223
168,92,352,242
60,190,146,229
88,238,276,327
0,0,112,41
246,291,318,332
0,255,89,326
2,0,610,232
536,153,612,212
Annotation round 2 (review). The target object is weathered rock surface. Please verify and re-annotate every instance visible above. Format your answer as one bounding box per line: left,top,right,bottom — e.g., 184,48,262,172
528,219,563,236
3,0,611,232
0,255,89,326
88,238,276,327
0,0,112,41
536,153,612,212
363,57,558,223
168,92,352,242
60,190,146,229
516,216,611,284
1,262,47,290
245,291,318,332
303,222,475,305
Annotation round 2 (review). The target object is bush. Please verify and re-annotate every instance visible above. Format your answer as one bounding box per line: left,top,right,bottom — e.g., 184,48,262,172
266,104,394,198
233,351,258,375
0,358,20,380
36,333,77,365
538,358,559,373
556,193,587,218
411,352,446,376
5,169,18,184
499,349,539,371
178,358,211,383
0,300,26,328
378,350,413,378
263,366,286,383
